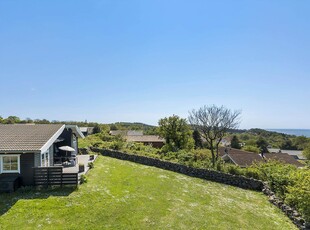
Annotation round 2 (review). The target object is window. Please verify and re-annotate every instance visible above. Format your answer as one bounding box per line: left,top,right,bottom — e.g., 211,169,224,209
41,152,49,167
1,155,20,173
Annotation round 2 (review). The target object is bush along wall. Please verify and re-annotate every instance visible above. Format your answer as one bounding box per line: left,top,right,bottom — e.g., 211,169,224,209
91,147,308,230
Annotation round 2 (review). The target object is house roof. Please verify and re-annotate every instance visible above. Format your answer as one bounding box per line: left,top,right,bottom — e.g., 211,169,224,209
0,124,65,153
80,127,94,134
127,130,143,136
263,152,304,167
109,130,127,136
80,127,88,132
109,130,144,136
219,147,264,167
268,148,307,160
125,135,165,143
219,147,304,167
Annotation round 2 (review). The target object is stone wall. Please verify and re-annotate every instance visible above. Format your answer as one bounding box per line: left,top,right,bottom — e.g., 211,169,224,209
91,147,264,191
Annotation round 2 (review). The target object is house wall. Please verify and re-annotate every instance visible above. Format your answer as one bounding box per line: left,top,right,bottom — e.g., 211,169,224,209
48,145,53,166
34,153,40,167
0,153,35,186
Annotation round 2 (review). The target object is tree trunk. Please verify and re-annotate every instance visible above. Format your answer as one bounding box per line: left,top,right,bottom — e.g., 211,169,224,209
210,140,215,167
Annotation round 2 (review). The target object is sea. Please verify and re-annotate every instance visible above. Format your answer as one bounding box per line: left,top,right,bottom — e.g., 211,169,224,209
267,129,310,137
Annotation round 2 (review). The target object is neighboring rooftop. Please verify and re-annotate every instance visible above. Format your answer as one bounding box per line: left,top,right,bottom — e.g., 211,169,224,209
268,148,307,160
80,127,94,134
219,147,263,167
0,124,64,153
125,135,164,143
109,130,143,136
219,147,304,168
263,152,304,167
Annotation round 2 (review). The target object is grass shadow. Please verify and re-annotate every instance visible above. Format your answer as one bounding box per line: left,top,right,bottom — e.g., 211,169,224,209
0,186,76,216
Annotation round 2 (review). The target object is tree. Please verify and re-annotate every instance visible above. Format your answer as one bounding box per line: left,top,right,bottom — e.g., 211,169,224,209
293,136,310,150
0,116,3,124
193,130,203,149
231,135,241,149
158,115,194,152
93,124,101,134
303,144,310,160
256,136,269,153
279,138,294,150
4,116,21,124
188,105,241,167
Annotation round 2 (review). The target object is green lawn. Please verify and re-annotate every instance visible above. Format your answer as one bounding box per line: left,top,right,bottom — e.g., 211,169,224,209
0,156,296,229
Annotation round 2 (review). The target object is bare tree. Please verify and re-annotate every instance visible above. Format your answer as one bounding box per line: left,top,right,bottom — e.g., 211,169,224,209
188,105,241,167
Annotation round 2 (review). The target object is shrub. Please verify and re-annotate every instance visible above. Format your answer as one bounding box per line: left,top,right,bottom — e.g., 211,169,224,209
80,175,87,184
109,141,124,150
252,161,296,197
88,162,94,169
243,167,262,179
242,145,260,153
285,169,310,222
225,164,241,175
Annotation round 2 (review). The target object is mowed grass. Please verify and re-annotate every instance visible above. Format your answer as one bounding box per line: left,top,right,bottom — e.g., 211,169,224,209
0,156,296,230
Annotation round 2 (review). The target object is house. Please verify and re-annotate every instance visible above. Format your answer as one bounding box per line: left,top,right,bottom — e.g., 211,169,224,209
109,130,144,136
219,147,264,167
125,135,165,148
0,124,84,189
268,148,307,160
80,127,94,137
220,137,232,147
219,147,304,168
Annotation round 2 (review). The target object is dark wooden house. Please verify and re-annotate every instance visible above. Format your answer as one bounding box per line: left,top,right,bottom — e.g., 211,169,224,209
0,124,84,191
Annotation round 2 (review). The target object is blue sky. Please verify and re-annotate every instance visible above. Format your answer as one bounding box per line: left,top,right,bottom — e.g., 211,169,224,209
0,0,309,129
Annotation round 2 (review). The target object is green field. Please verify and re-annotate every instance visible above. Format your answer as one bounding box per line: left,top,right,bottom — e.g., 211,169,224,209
0,156,296,229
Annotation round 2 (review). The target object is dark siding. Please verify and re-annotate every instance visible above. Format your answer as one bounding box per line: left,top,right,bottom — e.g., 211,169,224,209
0,153,35,186
59,128,72,146
20,153,35,185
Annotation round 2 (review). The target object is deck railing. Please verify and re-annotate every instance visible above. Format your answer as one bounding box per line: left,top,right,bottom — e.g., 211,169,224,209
33,166,78,187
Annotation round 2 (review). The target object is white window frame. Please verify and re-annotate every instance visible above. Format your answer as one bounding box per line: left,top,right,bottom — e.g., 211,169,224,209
0,154,21,174
41,151,49,167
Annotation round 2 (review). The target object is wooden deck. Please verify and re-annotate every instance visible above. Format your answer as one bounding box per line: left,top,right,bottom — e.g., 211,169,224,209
62,155,97,175
33,155,97,187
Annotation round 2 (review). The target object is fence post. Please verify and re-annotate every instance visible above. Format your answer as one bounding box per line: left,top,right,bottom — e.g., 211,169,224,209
46,167,49,188
61,169,63,188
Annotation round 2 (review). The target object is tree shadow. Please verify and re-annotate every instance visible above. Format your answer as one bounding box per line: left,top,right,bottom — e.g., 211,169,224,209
0,186,76,216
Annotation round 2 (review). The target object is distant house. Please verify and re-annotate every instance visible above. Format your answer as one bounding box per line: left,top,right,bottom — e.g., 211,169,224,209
220,137,232,147
0,124,84,190
268,148,307,160
219,147,304,168
109,130,144,136
80,127,94,137
219,147,263,167
125,135,165,148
